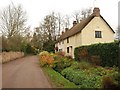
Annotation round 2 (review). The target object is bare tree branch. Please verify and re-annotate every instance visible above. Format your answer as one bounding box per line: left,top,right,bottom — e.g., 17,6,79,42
0,4,27,38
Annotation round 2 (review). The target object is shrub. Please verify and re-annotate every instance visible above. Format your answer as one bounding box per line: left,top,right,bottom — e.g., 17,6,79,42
79,47,89,61
70,61,79,69
52,56,72,72
21,43,38,55
89,66,118,77
39,51,54,67
55,51,65,57
51,52,73,72
61,67,102,88
43,67,78,88
39,51,49,56
74,42,119,67
90,55,101,66
77,61,92,70
65,55,73,59
61,62,119,88
110,72,120,87
43,40,55,53
102,76,118,89
69,61,92,70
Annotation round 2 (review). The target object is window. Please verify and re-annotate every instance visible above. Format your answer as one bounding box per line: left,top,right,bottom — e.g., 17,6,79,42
67,47,69,53
55,47,58,51
59,42,61,45
95,31,102,38
59,49,62,52
67,37,69,43
62,41,64,44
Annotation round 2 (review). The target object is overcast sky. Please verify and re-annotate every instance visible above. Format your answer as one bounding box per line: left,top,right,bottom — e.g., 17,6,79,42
0,0,119,31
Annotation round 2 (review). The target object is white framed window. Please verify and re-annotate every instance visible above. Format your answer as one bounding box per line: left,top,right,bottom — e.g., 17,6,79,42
95,31,102,38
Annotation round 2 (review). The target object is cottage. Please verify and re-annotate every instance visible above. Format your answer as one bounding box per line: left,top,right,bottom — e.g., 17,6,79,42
55,7,115,58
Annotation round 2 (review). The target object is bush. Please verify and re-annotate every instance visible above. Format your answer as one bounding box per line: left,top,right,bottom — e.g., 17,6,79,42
51,52,73,73
43,67,78,88
68,61,92,70
74,42,119,67
102,76,118,89
55,51,65,57
43,40,55,53
61,67,102,88
52,56,72,72
90,55,101,66
21,43,38,55
39,51,54,67
77,61,92,70
110,71,120,87
61,62,119,88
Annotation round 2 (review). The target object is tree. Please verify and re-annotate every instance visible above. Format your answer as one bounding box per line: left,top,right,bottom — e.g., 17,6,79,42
81,7,92,20
0,4,27,38
72,10,81,23
0,4,30,52
39,12,59,41
72,7,92,22
56,13,64,37
64,15,70,28
31,12,58,52
1,35,8,51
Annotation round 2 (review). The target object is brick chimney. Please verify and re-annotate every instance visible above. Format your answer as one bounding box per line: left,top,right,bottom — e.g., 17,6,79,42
93,7,100,17
65,28,69,32
62,31,64,35
73,21,77,26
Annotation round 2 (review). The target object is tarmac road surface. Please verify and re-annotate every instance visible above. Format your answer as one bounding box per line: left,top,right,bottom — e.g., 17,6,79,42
2,56,51,88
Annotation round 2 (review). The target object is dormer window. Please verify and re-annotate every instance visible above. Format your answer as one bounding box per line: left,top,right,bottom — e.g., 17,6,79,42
95,31,102,38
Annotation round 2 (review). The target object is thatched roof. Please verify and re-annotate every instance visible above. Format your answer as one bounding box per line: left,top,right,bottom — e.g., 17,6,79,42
56,8,115,43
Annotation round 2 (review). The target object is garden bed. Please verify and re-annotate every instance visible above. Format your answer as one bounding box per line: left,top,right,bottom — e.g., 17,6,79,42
38,51,120,88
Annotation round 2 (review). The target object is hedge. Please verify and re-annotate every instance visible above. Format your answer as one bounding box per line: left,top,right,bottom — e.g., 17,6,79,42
74,42,119,67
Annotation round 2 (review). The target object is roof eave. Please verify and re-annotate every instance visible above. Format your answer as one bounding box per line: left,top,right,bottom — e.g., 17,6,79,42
100,15,115,33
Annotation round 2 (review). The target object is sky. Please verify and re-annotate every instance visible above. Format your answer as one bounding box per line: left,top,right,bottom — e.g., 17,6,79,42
0,0,119,31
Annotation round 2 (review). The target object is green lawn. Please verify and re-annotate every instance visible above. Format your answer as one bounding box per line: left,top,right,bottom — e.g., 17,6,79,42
42,67,78,88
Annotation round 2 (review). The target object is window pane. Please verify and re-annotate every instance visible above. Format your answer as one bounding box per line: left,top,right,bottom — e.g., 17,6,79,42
67,37,69,43
67,47,69,53
95,31,102,38
62,41,64,44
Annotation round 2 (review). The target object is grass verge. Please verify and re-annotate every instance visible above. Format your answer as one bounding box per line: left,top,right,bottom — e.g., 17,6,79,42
42,67,78,88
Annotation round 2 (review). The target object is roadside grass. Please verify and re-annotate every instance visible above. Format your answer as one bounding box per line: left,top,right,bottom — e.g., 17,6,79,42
42,67,78,88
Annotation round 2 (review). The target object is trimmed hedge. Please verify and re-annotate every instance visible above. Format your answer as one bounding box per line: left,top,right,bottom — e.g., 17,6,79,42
74,42,119,67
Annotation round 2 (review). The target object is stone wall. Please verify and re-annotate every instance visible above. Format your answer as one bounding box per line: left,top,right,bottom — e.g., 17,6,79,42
0,52,24,63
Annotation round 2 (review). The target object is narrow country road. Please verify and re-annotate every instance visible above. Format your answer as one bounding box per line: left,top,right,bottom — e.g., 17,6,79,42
2,56,52,88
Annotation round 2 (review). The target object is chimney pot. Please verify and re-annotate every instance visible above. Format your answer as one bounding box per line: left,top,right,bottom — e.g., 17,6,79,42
65,28,69,32
80,19,82,22
62,31,64,35
93,7,100,17
73,21,77,26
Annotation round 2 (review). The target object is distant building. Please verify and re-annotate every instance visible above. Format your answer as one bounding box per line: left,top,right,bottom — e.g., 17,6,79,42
55,7,115,58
